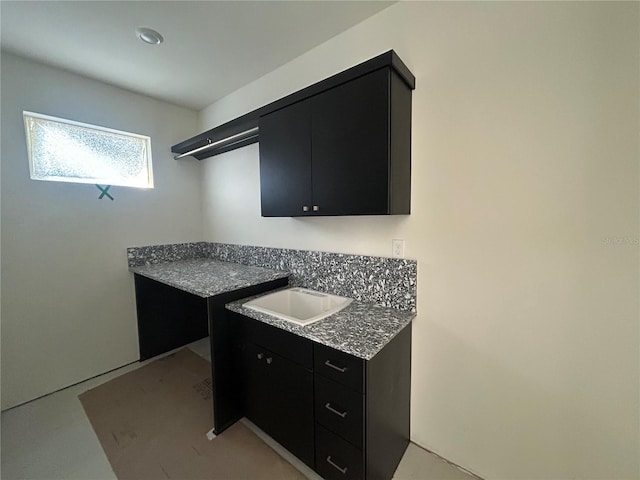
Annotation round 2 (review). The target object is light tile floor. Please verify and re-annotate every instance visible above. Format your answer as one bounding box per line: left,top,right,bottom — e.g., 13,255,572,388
1,338,477,480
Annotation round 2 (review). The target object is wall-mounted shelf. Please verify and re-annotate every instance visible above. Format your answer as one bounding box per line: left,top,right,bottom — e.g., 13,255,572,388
171,50,415,161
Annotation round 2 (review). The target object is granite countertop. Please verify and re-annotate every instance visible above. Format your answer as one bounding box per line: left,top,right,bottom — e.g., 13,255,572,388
226,290,415,360
130,259,290,298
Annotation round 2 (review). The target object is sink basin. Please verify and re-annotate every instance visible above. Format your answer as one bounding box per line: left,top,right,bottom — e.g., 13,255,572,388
243,288,352,326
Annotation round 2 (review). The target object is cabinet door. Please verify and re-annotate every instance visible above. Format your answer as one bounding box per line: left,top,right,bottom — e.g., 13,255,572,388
241,342,274,433
259,100,312,217
240,342,315,467
311,69,390,215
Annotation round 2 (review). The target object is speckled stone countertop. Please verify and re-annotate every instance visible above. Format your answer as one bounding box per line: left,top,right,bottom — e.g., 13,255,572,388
130,259,290,298
226,291,415,360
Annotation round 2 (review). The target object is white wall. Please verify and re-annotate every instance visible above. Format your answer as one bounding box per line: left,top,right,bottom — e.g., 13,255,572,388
0,52,202,410
199,3,639,479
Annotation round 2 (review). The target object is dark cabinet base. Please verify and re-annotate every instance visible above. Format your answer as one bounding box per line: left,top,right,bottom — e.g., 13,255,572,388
313,325,411,480
241,342,315,467
232,311,315,467
231,310,412,480
134,274,208,361
134,274,411,480
132,273,290,436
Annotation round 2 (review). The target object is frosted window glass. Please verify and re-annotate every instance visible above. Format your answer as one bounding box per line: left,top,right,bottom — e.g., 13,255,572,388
23,112,153,188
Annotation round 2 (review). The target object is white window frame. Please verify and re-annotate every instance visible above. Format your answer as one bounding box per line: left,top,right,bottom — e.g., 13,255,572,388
23,111,154,188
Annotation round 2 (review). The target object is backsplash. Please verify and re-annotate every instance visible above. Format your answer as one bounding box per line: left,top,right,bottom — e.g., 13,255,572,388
127,242,210,267
128,242,416,312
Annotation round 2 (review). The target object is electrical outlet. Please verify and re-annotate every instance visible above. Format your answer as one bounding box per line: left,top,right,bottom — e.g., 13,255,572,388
392,239,405,258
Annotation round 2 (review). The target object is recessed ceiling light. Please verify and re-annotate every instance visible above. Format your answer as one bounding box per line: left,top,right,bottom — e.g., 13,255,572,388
136,27,164,45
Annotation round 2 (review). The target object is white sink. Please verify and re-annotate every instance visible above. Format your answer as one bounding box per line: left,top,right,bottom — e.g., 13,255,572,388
243,287,352,326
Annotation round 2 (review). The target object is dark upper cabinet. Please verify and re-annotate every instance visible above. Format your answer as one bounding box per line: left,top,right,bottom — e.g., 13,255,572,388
259,67,412,217
311,69,389,216
259,100,312,217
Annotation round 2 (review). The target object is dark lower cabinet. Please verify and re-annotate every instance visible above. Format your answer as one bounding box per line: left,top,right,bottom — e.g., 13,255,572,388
235,312,315,467
240,342,314,467
134,274,208,361
230,310,412,480
134,272,411,479
205,279,290,434
313,325,411,480
132,274,290,435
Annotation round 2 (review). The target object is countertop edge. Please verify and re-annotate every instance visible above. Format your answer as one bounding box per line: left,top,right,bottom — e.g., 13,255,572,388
130,269,210,298
129,259,290,298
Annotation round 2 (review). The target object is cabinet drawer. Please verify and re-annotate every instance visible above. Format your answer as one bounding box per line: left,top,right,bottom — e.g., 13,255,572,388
232,311,313,369
315,375,364,448
314,343,365,393
315,424,364,480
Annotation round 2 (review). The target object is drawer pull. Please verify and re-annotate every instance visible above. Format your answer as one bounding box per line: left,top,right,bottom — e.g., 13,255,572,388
257,352,264,360
326,456,348,475
325,402,348,418
325,360,347,373
266,357,273,365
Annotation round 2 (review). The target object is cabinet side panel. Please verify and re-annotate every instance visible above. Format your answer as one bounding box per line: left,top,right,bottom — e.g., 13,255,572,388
389,70,412,215
365,324,412,480
209,277,289,434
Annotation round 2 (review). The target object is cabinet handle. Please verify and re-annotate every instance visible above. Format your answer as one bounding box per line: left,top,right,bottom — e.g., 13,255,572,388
325,402,347,418
313,205,319,211
325,360,347,373
266,357,273,365
257,353,264,360
302,205,310,212
326,456,348,475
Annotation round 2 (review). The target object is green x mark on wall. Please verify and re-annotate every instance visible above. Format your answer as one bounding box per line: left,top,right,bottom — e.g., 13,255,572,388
95,185,114,201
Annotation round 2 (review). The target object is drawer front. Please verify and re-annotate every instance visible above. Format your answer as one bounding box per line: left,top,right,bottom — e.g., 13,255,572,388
232,311,313,369
314,343,365,393
315,424,364,480
315,375,364,448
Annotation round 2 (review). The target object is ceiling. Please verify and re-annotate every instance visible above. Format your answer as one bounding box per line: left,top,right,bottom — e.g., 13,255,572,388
0,1,393,111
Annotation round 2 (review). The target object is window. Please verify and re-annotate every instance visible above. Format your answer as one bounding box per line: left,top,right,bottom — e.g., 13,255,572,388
23,111,153,188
